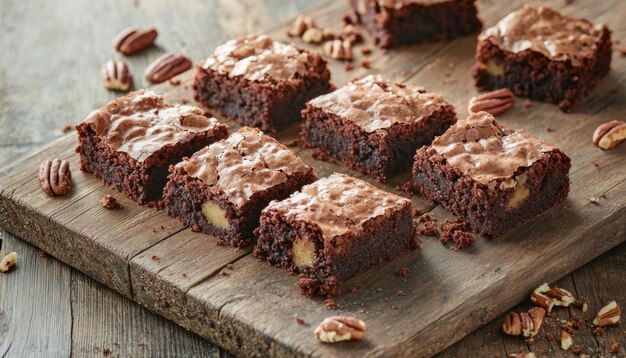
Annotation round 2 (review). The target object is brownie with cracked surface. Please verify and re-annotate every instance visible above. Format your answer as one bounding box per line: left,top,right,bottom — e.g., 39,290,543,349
472,5,612,112
162,127,317,248
301,75,456,182
412,111,571,238
254,173,419,296
350,0,482,48
76,90,229,205
193,34,333,134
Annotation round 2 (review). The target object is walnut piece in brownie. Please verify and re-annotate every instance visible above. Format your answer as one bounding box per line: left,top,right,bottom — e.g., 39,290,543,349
76,90,229,204
412,111,571,238
350,0,482,48
301,75,456,182
253,173,419,296
162,127,317,248
194,34,333,133
472,5,612,112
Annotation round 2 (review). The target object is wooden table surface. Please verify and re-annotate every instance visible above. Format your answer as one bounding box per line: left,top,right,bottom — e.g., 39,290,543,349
0,0,624,357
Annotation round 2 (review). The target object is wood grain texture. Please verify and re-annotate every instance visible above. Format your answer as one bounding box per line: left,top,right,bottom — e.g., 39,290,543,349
1,0,625,356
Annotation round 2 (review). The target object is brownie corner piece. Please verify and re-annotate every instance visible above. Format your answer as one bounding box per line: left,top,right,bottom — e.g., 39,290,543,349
350,0,482,48
162,126,317,248
301,75,456,182
193,34,333,133
75,89,228,204
253,173,418,296
412,111,571,238
472,4,612,112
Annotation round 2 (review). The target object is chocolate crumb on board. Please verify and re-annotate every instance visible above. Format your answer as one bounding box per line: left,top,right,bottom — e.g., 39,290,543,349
342,14,353,25
295,314,304,324
414,214,439,237
100,194,120,209
412,208,422,217
181,98,188,104
225,263,233,270
325,298,337,309
396,290,405,296
62,124,74,133
439,219,475,251
311,148,337,164
39,250,48,258
151,255,159,260
620,47,626,57
592,326,604,335
169,78,181,85
571,345,582,354
545,126,555,132
397,267,409,277
344,62,354,71
360,46,372,55
284,138,303,147
524,99,534,108
611,341,620,354
391,305,398,310
220,269,229,276
349,287,358,293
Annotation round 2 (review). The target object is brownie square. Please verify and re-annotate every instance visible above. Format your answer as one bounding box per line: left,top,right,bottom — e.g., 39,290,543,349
254,173,419,296
76,90,229,205
350,0,482,48
162,127,317,248
412,111,571,238
193,34,333,134
301,75,456,182
472,5,612,112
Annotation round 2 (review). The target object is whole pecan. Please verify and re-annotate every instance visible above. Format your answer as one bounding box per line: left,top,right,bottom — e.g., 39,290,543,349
314,316,366,343
144,53,192,84
101,60,132,91
113,27,158,55
39,159,71,196
468,88,515,116
592,120,626,150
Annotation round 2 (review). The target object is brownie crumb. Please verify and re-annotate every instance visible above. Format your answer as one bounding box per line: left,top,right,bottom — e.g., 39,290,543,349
572,345,582,354
545,126,555,132
61,124,74,133
311,148,337,164
344,62,355,71
396,290,405,296
169,78,181,85
360,59,371,69
397,267,410,277
325,298,337,309
342,14,353,25
414,214,439,237
191,224,202,232
620,47,626,57
593,162,600,168
546,332,555,342
394,181,414,195
611,341,620,354
439,219,475,251
38,250,49,258
225,263,233,270
524,99,534,108
349,287,358,294
525,337,535,346
220,269,229,276
181,98,189,104
100,194,120,209
284,139,303,147
592,326,604,335
151,255,159,260
182,272,187,277
391,305,398,310
361,46,372,55
295,314,304,325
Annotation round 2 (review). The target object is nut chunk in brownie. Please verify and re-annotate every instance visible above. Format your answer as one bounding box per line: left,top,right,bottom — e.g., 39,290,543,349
76,90,228,205
193,34,333,133
472,5,612,112
301,75,456,182
254,173,419,296
350,0,482,48
162,127,317,248
412,112,571,238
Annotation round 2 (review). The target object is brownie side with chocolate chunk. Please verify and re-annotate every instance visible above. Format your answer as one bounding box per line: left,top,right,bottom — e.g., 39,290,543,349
162,127,317,248
254,173,419,296
301,75,456,182
412,112,570,238
193,34,333,134
76,90,229,205
350,0,482,48
472,5,612,112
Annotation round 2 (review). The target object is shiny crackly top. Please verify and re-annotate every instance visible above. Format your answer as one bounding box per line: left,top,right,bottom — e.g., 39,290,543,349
431,112,556,184
84,90,222,162
202,34,317,83
308,75,451,133
265,173,411,239
479,4,606,67
179,127,314,209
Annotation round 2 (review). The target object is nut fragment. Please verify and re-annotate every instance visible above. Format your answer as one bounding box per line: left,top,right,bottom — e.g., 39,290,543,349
324,39,353,60
482,58,505,76
528,307,546,336
468,88,515,116
544,287,575,306
503,307,544,337
341,24,362,44
113,27,158,54
593,300,621,327
509,353,536,358
530,283,575,312
314,316,366,343
101,60,132,91
592,120,626,150
506,174,529,210
302,28,323,44
560,329,573,350
503,312,522,336
0,252,18,273
201,202,229,229
287,15,316,37
39,159,72,196
145,53,192,84
100,194,120,209
292,237,317,267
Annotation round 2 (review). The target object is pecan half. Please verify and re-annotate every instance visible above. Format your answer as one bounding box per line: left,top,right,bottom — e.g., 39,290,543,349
39,159,71,196
314,316,366,343
593,300,621,327
503,312,522,336
145,53,192,84
592,120,626,150
113,27,158,54
101,60,132,91
287,14,316,37
468,88,515,116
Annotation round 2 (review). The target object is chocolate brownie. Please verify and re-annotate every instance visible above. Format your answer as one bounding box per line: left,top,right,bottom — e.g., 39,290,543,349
301,75,456,182
472,5,612,112
254,173,419,296
193,34,333,134
162,127,317,248
350,0,482,48
76,90,228,205
412,111,571,238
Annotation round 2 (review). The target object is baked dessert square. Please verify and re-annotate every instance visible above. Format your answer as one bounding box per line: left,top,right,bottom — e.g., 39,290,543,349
193,34,333,134
301,75,456,182
162,127,317,248
76,90,229,205
412,111,571,238
254,173,419,296
472,5,612,112
350,0,482,48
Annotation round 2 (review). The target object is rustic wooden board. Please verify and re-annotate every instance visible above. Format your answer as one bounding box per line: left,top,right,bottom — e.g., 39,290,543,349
1,0,625,356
